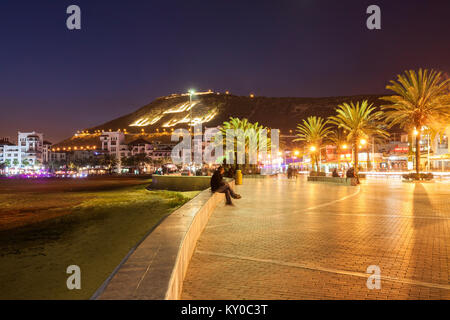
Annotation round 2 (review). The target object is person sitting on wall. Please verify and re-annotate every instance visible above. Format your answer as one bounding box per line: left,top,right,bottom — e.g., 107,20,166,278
211,166,241,205
332,168,340,177
346,167,355,178
346,167,360,184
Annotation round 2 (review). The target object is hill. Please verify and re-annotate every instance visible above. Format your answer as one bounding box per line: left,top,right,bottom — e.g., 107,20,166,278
55,92,387,147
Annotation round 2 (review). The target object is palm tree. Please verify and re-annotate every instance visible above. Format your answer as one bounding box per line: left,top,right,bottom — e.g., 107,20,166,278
328,100,388,174
381,69,450,174
221,117,249,167
294,116,332,172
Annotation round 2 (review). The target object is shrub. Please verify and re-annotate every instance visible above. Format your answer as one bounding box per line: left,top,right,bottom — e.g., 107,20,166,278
402,173,433,181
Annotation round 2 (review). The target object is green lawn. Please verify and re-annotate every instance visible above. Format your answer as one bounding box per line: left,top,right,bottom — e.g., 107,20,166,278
0,179,199,299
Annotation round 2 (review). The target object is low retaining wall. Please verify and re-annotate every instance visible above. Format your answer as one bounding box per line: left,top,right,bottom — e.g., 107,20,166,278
151,175,212,191
94,181,234,300
307,176,358,186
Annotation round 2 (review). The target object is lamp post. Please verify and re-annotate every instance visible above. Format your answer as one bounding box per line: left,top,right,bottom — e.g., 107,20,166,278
310,145,326,171
359,138,377,171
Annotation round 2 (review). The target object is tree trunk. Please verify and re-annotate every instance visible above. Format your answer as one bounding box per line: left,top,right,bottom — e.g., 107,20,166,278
354,143,359,175
415,133,421,175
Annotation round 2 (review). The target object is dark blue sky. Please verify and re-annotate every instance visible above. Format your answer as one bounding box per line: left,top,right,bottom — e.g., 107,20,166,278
1,0,449,142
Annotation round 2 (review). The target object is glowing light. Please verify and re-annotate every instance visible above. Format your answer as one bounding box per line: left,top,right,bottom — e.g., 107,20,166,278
250,93,255,98
294,150,299,156
360,139,367,145
310,146,317,152
342,144,348,149
130,115,163,127
413,129,419,136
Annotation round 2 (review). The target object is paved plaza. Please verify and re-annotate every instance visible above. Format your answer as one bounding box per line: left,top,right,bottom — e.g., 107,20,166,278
181,177,450,299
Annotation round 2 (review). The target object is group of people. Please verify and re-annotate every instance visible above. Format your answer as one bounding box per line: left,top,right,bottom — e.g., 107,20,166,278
332,167,360,184
287,166,298,179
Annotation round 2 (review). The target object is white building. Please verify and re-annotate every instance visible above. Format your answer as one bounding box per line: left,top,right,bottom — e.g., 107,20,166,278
100,131,127,159
0,131,46,167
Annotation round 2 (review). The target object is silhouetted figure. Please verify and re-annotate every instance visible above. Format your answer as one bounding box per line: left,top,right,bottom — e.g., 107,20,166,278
287,167,293,179
211,166,241,205
346,167,360,184
332,168,340,177
346,167,355,178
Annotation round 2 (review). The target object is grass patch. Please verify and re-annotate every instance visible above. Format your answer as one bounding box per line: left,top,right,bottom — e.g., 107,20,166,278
0,180,199,299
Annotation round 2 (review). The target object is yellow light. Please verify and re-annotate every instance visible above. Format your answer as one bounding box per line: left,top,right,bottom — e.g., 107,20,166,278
294,150,299,156
413,129,419,136
250,93,255,98
342,144,348,149
277,151,282,156
360,139,367,145
310,146,317,152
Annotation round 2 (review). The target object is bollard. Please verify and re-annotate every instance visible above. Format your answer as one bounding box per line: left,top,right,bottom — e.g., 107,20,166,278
235,169,243,185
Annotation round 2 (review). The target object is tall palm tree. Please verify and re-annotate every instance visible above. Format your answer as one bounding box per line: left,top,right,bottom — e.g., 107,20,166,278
381,69,450,174
220,117,271,170
328,100,388,174
221,117,250,167
294,116,332,172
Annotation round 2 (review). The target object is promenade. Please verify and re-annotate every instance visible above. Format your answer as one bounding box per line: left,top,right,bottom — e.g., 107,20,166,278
181,176,450,299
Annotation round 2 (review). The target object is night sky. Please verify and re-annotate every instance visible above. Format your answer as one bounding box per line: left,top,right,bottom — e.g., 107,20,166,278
1,0,449,143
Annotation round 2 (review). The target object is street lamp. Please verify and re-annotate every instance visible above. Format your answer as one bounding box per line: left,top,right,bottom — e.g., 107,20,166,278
358,138,376,171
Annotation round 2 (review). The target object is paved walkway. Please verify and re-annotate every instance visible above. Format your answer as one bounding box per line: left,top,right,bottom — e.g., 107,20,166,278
181,177,450,299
